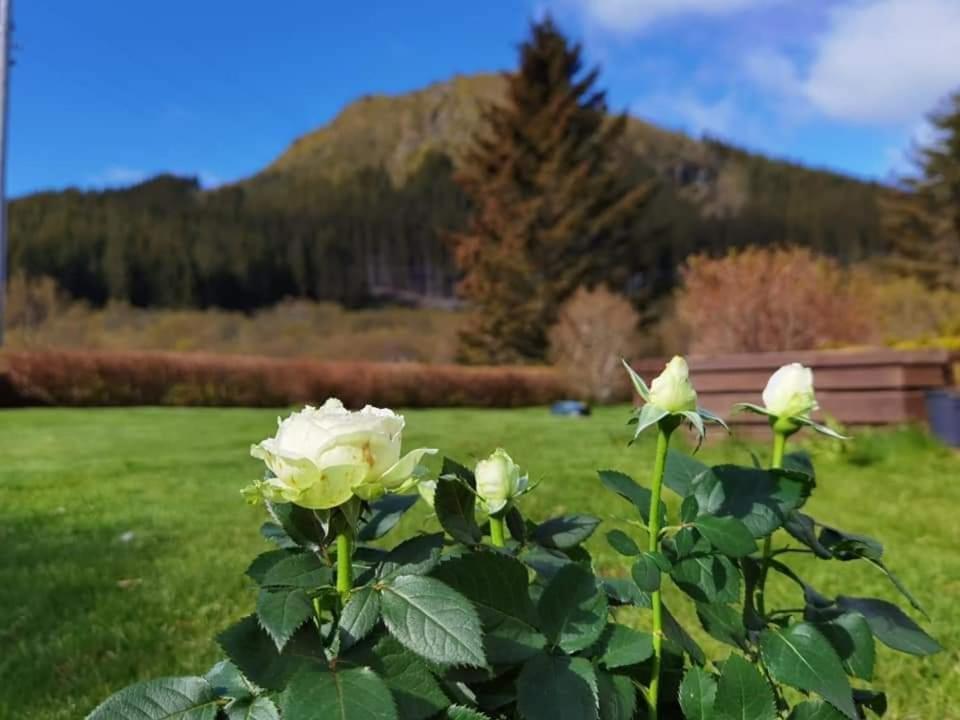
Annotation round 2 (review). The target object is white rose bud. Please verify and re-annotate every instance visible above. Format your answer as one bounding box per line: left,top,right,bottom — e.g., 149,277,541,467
648,356,698,414
475,448,523,515
249,398,436,509
762,363,818,419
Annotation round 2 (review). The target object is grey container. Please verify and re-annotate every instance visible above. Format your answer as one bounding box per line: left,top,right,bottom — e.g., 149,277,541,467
925,389,960,447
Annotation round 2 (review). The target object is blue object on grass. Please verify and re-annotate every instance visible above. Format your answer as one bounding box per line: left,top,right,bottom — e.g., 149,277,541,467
551,400,591,417
926,389,960,447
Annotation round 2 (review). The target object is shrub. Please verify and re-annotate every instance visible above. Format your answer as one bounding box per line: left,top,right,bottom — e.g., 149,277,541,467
2,295,464,363
0,350,567,408
86,360,939,720
675,247,875,354
3,272,69,345
871,275,960,345
548,286,641,402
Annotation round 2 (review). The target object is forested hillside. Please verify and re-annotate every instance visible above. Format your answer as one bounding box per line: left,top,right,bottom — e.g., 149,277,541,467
9,73,887,311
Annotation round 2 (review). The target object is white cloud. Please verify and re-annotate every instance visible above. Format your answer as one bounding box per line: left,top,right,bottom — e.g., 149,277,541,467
564,0,777,34
803,0,960,124
743,48,801,96
663,93,740,136
196,171,222,188
91,165,148,186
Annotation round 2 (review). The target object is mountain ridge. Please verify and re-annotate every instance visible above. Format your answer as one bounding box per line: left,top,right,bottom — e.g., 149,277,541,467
245,70,879,224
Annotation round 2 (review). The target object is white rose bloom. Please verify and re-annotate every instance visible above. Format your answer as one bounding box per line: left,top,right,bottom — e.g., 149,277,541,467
648,356,698,414
475,448,524,515
762,363,818,418
250,398,436,509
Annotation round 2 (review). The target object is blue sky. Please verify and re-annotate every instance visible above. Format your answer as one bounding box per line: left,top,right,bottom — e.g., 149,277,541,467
9,0,960,197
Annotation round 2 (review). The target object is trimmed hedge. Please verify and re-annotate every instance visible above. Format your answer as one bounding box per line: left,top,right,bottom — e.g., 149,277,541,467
0,351,567,408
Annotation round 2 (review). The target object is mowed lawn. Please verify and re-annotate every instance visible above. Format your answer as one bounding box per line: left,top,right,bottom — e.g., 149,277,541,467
1,406,957,720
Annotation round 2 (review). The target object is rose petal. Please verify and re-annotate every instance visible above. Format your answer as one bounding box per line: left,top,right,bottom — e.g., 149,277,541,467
294,464,369,509
378,448,438,489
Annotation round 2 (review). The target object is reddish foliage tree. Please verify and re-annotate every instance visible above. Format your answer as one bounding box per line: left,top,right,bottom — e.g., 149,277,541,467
675,247,875,354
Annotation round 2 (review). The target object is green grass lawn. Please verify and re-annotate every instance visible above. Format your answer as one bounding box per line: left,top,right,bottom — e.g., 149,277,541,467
1,406,957,719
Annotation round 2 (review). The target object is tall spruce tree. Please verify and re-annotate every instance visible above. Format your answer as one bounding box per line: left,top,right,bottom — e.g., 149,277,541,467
882,90,960,289
451,17,652,363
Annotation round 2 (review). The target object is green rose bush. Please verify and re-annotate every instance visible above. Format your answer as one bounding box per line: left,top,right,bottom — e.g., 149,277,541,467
89,359,940,720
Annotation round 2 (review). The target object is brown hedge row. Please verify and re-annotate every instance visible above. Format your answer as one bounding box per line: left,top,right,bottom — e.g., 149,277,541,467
0,351,567,408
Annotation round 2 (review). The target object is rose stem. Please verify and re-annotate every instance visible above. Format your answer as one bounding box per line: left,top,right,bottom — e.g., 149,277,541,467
647,423,673,720
336,532,353,600
756,429,787,618
489,514,506,547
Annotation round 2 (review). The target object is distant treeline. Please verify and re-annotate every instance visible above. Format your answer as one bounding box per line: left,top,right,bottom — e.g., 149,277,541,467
9,144,886,311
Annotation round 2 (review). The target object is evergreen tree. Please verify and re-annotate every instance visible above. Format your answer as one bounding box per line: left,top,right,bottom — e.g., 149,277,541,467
451,17,653,363
882,90,960,289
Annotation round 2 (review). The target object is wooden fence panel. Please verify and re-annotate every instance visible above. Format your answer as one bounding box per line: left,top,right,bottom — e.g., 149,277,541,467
629,349,955,428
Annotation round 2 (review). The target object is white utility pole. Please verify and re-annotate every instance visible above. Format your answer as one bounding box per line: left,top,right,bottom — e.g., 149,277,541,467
0,0,11,346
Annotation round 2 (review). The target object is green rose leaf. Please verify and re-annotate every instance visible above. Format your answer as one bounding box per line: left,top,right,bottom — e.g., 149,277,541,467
261,553,332,589
538,562,608,653
597,469,667,525
378,533,445,579
853,689,887,716
344,635,449,720
225,696,280,720
358,493,420,542
592,623,654,668
597,671,636,720
691,465,813,538
663,602,706,665
217,615,325,692
256,587,314,652
680,495,700,523
868,560,928,616
441,456,476,484
266,502,329,549
713,653,776,720
505,506,528,543
602,577,651,608
87,677,219,720
818,526,883,562
606,529,641,556
446,707,492,720
787,701,847,720
678,666,717,720
245,550,296,585
434,476,483,545
632,553,663,592
339,586,382,651
693,516,758,558
663,450,710,498
520,545,585,582
671,554,740,604
281,666,397,720
835,596,941,656
695,602,747,650
432,551,544,665
782,513,833,559
204,660,253,701
517,653,599,720
783,451,815,481
260,522,297,549
760,623,857,719
380,574,486,667
533,514,601,549
817,612,876,680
